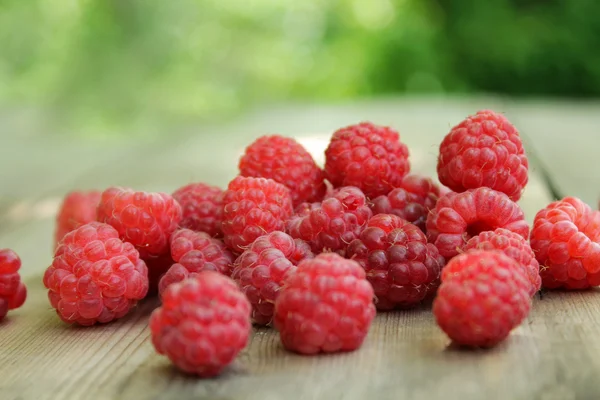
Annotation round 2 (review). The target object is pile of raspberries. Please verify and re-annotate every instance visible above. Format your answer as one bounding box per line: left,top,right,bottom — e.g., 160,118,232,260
5,109,598,377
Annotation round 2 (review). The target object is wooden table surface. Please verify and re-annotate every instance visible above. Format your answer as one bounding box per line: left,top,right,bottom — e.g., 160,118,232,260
1,97,599,400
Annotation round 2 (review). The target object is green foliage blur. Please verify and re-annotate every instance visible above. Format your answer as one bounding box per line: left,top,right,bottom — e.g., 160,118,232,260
1,0,599,133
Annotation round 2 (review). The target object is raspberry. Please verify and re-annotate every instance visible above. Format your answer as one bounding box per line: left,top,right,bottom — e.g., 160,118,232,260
437,110,529,201
287,186,373,256
274,253,375,354
222,176,293,254
158,229,234,296
529,197,600,289
54,190,101,248
439,186,454,197
433,250,531,347
324,122,410,198
97,187,182,259
172,182,224,237
150,271,251,377
347,214,445,310
43,222,149,325
0,249,27,321
232,231,314,325
426,187,529,259
239,135,326,206
370,174,441,232
465,228,541,296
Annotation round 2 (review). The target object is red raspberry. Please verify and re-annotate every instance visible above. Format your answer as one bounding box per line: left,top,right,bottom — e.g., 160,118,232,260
530,197,600,289
43,222,149,326
437,110,529,201
347,214,445,310
232,231,314,325
54,190,101,248
433,250,531,347
439,186,454,197
239,135,326,206
158,229,234,296
370,174,441,232
97,187,182,259
150,271,251,377
287,186,373,256
465,228,541,296
222,176,293,254
0,249,27,321
426,187,529,259
274,253,375,354
324,122,410,198
172,182,223,237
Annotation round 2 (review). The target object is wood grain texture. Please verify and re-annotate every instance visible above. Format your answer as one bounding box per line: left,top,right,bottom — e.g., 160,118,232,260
3,284,600,400
506,100,600,206
3,97,599,400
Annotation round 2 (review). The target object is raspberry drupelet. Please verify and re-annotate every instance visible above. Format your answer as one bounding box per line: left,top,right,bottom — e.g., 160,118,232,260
97,187,182,259
433,250,531,347
530,197,600,289
158,229,234,297
287,186,373,256
347,214,445,310
274,253,376,354
0,249,27,321
172,182,224,237
150,271,252,377
232,231,314,325
43,222,149,326
437,110,529,201
239,135,326,206
222,176,294,254
465,228,541,296
54,190,101,248
426,187,529,259
324,122,410,198
370,174,442,233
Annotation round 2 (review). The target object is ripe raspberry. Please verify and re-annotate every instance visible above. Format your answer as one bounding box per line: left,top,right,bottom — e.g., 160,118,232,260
54,190,101,248
426,187,529,259
433,250,531,347
97,187,182,259
172,182,223,237
150,271,251,377
232,231,314,325
465,228,541,296
158,229,234,296
370,174,442,232
439,186,454,197
0,249,27,321
43,222,149,325
437,110,529,201
222,176,293,254
347,214,445,310
274,253,375,354
287,186,373,256
530,197,600,289
239,135,326,206
324,122,410,198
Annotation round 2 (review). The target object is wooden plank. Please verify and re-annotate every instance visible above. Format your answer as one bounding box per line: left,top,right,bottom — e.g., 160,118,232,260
0,98,571,400
3,283,600,400
505,100,600,207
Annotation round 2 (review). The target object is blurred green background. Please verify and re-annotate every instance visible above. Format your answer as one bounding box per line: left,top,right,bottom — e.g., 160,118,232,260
2,0,599,135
